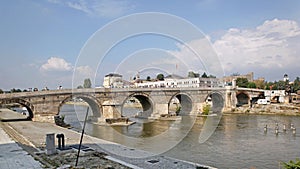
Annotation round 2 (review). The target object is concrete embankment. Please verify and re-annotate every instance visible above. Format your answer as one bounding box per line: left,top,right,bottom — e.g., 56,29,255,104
225,104,300,116
0,123,42,169
0,121,213,169
0,108,29,121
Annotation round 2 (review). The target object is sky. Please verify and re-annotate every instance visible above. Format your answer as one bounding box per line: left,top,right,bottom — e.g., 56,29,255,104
0,0,300,90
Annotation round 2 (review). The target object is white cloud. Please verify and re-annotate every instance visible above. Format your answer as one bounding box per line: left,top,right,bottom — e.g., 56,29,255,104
40,57,73,72
75,65,93,77
72,65,95,87
66,0,91,15
164,18,300,80
47,0,62,4
48,0,134,18
213,18,300,79
256,19,300,38
167,38,224,78
91,0,134,18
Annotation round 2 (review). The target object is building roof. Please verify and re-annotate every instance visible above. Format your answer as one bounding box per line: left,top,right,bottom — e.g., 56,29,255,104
105,73,122,77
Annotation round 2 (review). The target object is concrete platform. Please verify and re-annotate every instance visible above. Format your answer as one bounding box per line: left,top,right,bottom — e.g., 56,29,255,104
0,108,28,121
3,121,216,169
0,127,42,169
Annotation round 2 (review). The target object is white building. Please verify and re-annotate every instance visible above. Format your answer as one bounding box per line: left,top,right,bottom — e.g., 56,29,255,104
168,77,221,88
135,76,222,88
103,73,124,88
135,81,165,88
264,90,285,103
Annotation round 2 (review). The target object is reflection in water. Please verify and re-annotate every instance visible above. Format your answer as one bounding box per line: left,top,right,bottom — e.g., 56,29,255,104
112,119,172,138
198,113,222,143
60,104,300,168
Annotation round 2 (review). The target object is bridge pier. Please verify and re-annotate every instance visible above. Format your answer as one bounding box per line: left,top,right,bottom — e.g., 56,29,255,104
31,99,61,123
225,88,237,109
192,102,203,115
101,100,122,119
33,114,56,123
151,103,169,119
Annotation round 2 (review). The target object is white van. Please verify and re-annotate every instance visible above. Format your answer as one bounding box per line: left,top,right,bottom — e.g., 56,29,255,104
257,99,270,105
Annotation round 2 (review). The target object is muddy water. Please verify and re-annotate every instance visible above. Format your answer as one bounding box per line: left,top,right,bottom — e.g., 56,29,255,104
60,104,300,168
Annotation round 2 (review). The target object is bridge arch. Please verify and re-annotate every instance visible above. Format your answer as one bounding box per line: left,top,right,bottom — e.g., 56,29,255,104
121,92,153,118
58,94,102,119
236,92,250,107
169,92,193,115
205,92,225,113
0,98,34,120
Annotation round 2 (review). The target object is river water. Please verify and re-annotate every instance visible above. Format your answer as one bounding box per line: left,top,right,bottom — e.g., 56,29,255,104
60,104,300,168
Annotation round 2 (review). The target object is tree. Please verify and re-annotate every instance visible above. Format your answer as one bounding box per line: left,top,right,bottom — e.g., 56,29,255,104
208,74,216,78
188,71,199,78
201,72,208,78
236,78,249,88
247,82,256,88
271,81,278,90
146,76,151,81
265,83,271,90
156,74,164,81
0,89,3,94
263,77,300,92
77,85,83,89
276,80,287,90
254,79,265,89
83,78,92,88
11,88,22,93
293,77,300,93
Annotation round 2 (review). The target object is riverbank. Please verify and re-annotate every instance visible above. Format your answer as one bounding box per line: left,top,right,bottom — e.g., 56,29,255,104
0,121,130,169
0,118,213,169
224,103,300,116
0,108,28,121
0,123,42,169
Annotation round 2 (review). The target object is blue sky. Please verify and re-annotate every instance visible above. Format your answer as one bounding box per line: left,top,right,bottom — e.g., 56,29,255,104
0,0,300,90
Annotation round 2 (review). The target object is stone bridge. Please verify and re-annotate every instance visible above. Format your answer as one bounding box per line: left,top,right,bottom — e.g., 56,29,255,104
0,87,264,123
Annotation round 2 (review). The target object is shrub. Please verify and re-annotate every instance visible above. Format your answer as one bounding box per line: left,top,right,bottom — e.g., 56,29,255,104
282,159,300,169
175,106,181,115
202,104,211,115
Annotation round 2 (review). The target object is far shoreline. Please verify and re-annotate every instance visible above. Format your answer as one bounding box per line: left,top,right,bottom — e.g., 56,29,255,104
223,103,300,116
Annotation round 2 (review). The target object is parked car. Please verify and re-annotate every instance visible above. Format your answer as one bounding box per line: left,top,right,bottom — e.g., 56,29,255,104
257,99,270,105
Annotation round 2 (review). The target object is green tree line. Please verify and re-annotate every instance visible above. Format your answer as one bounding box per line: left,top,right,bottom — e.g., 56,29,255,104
236,76,300,93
